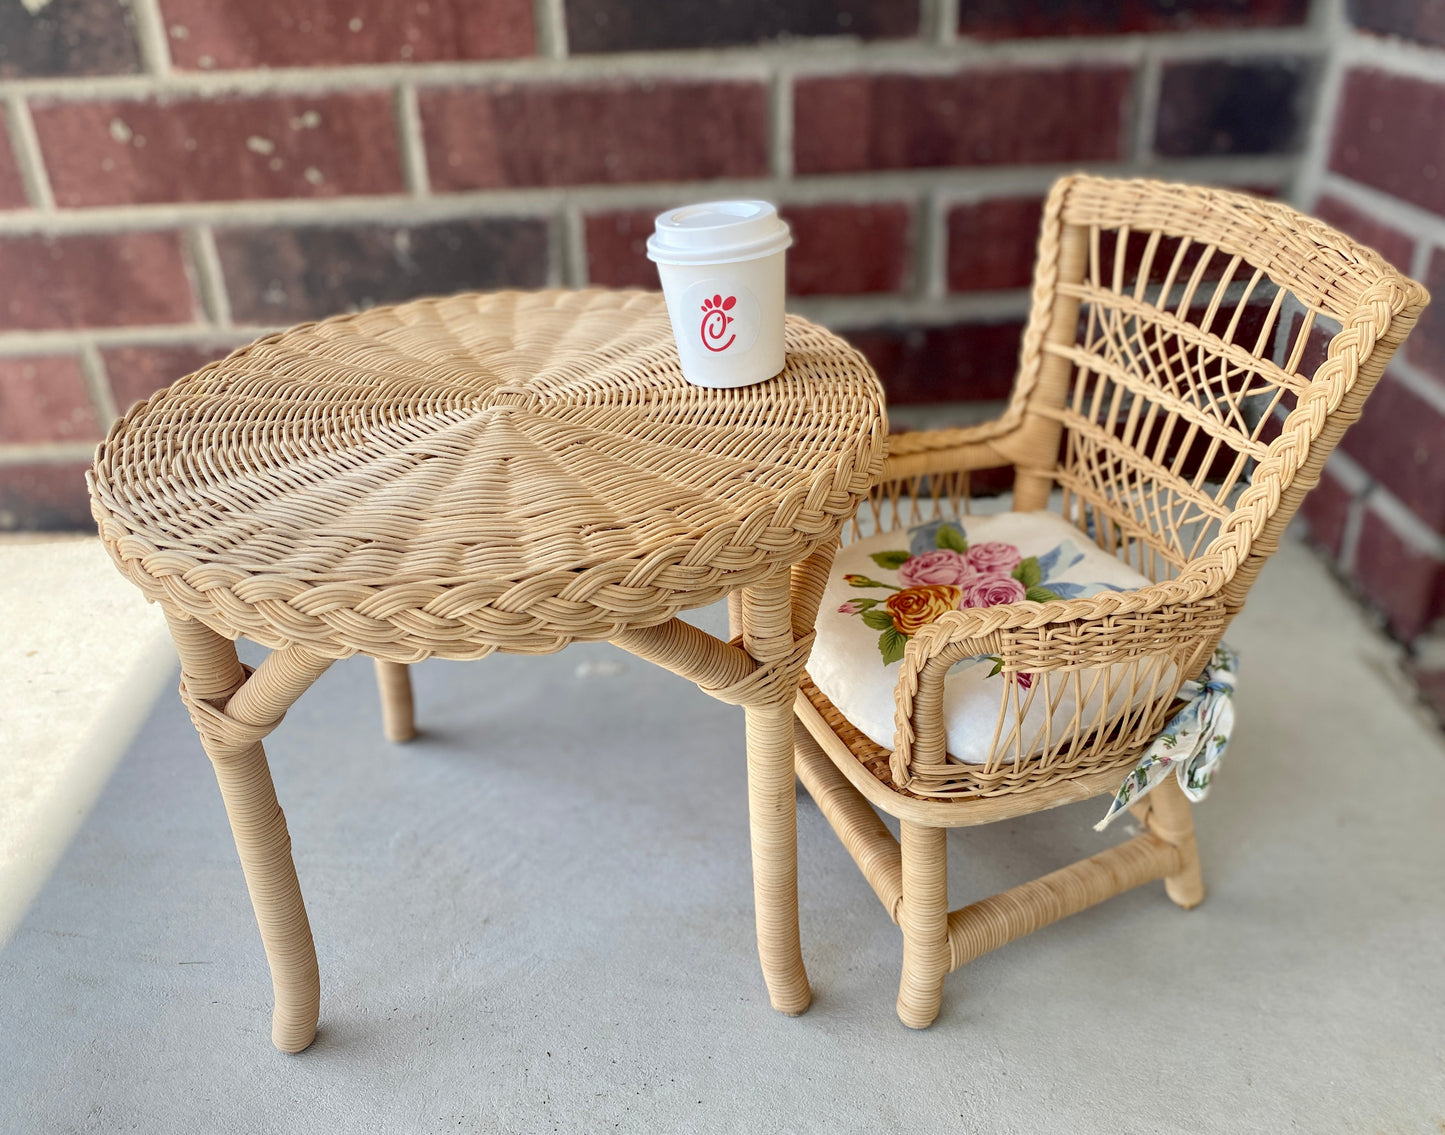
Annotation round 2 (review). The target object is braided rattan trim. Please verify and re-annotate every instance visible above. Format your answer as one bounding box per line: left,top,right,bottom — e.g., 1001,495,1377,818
89,289,887,662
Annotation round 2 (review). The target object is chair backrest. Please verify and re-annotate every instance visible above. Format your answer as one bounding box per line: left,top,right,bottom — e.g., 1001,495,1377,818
1008,176,1428,614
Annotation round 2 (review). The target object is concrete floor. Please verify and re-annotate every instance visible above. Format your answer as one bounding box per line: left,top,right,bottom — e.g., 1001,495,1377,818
1,537,1443,1133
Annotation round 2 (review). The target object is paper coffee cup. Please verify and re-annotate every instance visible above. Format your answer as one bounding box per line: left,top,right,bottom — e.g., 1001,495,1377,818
646,200,792,388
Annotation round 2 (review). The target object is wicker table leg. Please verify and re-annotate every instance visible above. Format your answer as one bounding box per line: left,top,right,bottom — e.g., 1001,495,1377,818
740,579,811,1016
373,660,416,742
165,612,332,1052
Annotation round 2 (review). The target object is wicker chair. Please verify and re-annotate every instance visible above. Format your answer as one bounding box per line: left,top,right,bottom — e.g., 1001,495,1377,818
793,175,1429,1028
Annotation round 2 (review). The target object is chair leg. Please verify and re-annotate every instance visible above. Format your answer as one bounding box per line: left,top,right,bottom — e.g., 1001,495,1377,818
1140,777,1205,910
373,659,416,742
897,821,949,1029
165,613,331,1052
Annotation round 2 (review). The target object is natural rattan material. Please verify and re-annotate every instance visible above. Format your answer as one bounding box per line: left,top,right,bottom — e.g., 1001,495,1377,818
90,288,886,1051
91,289,886,663
797,176,1429,1030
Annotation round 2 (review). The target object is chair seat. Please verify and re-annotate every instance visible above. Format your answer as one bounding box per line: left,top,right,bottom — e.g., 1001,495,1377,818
806,510,1155,764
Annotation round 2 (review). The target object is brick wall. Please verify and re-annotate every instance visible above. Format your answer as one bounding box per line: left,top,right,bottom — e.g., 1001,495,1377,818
0,0,1329,530
1290,0,1445,707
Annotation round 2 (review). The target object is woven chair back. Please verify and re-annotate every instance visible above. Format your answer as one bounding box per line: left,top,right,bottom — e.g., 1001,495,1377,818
835,178,1428,796
1016,178,1427,608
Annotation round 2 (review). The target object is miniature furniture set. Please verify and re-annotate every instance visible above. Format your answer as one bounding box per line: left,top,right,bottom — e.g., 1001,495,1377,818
89,178,1428,1049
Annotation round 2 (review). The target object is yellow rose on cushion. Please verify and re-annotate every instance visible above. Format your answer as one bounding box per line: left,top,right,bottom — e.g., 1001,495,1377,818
885,584,962,634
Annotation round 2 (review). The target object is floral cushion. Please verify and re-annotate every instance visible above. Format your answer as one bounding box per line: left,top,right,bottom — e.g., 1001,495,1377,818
807,510,1156,764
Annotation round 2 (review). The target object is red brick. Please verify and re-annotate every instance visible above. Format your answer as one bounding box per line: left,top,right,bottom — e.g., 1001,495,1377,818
1340,372,1445,535
0,462,93,530
0,118,27,208
842,320,1023,404
1407,248,1445,382
1348,0,1445,49
32,92,403,207
0,233,195,330
1330,69,1445,219
947,197,1043,292
102,343,242,409
216,217,549,323
422,81,768,191
793,68,1132,175
785,203,912,295
1352,503,1445,640
959,0,1307,37
566,0,918,52
0,0,141,78
0,356,99,444
1227,183,1283,199
160,0,534,69
584,210,658,289
1154,58,1312,158
586,205,914,298
1298,462,1355,561
1313,194,1414,272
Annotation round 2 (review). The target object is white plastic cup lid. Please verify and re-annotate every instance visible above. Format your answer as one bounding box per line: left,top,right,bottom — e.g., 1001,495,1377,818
646,200,792,266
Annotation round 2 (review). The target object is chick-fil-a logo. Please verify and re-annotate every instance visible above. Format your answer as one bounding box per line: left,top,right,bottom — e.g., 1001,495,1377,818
699,294,737,352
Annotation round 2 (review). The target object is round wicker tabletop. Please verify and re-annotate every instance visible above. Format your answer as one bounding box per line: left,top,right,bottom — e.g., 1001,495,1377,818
90,288,887,662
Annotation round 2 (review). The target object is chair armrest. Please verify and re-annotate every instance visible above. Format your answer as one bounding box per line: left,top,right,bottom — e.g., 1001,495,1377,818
889,580,1229,793
880,416,1022,482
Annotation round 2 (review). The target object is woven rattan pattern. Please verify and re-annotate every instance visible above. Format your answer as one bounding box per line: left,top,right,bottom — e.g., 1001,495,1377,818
90,289,887,662
881,177,1428,795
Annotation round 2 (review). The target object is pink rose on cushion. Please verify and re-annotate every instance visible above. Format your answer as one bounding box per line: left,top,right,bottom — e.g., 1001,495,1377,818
966,541,1022,576
898,549,974,587
838,600,866,615
960,575,1026,608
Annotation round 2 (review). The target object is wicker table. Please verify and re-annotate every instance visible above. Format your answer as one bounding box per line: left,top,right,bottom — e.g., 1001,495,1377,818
88,288,887,1052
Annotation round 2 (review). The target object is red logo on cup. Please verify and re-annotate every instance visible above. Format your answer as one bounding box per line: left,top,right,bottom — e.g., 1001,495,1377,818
699,294,737,353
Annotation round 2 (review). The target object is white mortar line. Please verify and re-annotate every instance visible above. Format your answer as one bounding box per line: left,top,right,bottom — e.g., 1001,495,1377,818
1384,357,1445,420
4,96,54,212
0,324,277,356
1129,50,1163,165
924,0,957,45
1334,18,1445,82
1324,448,1372,495
0,286,1042,357
561,203,588,287
1339,486,1367,574
918,188,946,300
1409,234,1433,286
770,70,793,181
1321,447,1373,576
543,211,566,287
77,342,119,424
127,0,173,78
0,27,1328,101
188,225,232,326
791,290,1031,327
534,0,569,59
395,83,431,197
1368,481,1445,558
0,441,100,465
1291,0,1349,208
0,155,1300,235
